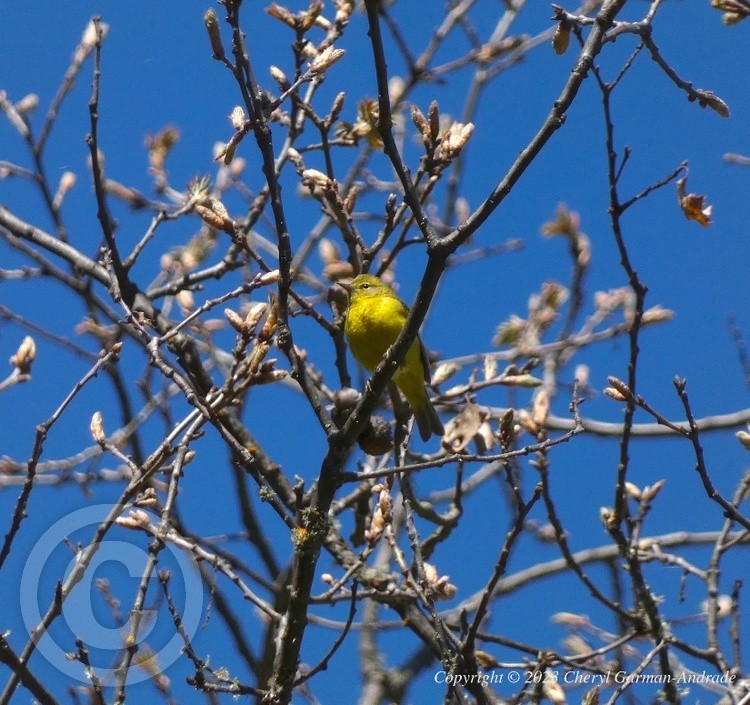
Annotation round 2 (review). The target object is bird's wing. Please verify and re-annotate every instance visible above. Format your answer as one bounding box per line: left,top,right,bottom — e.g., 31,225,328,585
418,336,432,384
397,295,432,385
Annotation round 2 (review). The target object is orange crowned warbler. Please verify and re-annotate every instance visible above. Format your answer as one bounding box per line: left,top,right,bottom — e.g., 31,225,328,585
344,274,443,441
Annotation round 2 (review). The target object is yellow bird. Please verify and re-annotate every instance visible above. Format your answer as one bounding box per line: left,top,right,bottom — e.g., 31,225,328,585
344,274,443,441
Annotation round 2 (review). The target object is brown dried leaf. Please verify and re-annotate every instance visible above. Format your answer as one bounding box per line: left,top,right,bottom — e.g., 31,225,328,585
441,402,488,453
680,193,713,226
553,22,571,55
677,175,713,227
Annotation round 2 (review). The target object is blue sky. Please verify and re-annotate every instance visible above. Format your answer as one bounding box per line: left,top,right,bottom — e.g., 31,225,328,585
1,2,749,704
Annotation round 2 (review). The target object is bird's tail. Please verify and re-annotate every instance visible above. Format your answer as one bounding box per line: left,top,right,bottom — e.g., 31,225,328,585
415,397,444,442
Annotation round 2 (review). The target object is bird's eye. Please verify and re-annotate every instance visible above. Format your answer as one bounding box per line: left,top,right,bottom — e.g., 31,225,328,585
361,283,370,289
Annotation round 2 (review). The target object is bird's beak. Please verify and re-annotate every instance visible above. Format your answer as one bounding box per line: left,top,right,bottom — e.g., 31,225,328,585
339,280,353,293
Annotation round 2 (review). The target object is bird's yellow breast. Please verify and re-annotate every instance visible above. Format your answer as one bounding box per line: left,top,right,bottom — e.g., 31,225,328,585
345,293,407,372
